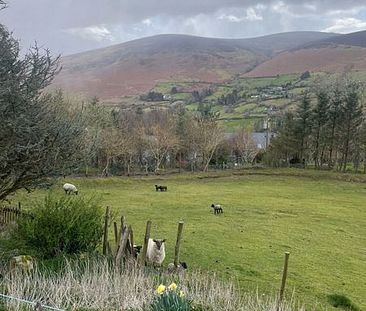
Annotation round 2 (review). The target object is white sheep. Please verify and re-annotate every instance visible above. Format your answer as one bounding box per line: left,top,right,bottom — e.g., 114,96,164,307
63,183,78,195
146,238,166,267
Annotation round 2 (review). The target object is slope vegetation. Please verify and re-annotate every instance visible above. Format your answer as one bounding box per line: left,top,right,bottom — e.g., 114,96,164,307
245,30,366,77
52,32,336,98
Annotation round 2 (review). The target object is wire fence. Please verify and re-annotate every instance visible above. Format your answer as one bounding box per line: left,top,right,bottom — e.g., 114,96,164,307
0,293,65,311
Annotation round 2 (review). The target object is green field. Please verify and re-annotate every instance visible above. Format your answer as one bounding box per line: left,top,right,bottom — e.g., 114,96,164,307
12,169,366,310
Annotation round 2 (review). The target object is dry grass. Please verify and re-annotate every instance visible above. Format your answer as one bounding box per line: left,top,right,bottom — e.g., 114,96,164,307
0,257,304,311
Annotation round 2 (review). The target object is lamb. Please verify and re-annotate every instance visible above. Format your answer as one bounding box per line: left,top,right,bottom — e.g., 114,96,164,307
211,203,223,214
155,185,168,192
63,183,78,195
132,244,143,258
167,261,188,274
146,238,166,267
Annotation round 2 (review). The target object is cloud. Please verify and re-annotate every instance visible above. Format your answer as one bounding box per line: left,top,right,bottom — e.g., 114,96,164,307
2,0,366,54
64,25,115,42
218,6,263,23
323,17,366,33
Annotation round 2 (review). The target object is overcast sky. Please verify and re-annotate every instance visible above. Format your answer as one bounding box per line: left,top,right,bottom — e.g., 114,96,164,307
1,0,366,55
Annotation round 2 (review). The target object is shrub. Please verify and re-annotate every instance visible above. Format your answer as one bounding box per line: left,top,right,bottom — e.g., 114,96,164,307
15,195,104,259
327,294,360,311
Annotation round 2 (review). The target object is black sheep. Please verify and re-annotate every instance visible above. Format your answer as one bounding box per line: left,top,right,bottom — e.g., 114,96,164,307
155,185,168,192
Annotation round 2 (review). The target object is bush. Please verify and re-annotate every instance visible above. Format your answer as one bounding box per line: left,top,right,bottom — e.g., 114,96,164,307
15,195,104,259
327,294,360,311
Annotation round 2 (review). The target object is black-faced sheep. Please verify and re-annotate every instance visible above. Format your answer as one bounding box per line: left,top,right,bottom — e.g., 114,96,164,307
155,185,168,192
211,204,223,214
132,244,143,258
146,238,166,267
63,183,78,195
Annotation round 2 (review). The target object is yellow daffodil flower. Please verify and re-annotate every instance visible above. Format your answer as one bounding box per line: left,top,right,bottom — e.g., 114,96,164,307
156,284,166,295
168,282,177,291
179,290,185,297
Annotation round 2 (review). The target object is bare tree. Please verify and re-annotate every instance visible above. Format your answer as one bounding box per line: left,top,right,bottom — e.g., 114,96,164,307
187,114,224,172
139,114,179,173
232,129,258,165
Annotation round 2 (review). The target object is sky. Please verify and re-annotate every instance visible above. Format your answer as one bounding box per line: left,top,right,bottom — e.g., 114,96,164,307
1,0,366,56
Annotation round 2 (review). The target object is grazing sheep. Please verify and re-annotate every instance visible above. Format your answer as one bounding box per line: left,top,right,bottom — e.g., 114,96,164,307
211,203,223,214
167,261,188,274
63,183,78,195
155,185,168,192
146,238,166,267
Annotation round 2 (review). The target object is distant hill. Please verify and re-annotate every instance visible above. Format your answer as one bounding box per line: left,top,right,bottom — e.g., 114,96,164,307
300,30,366,49
244,46,366,77
52,32,337,99
245,30,366,77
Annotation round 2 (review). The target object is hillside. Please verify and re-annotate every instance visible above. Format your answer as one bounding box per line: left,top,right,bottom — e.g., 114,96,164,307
301,30,366,49
244,46,366,77
245,30,366,77
51,32,336,99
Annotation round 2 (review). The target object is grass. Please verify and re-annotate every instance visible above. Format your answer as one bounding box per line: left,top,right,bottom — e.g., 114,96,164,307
9,169,366,310
219,117,259,132
0,257,304,311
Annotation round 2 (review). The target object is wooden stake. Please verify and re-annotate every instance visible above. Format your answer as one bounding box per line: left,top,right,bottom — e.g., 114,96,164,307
174,221,184,267
119,216,125,241
129,226,135,258
139,220,151,266
113,221,118,244
276,252,290,311
102,206,110,255
115,225,131,267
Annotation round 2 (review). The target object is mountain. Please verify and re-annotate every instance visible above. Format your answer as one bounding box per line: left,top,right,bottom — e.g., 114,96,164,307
245,30,366,77
300,30,366,49
52,32,337,99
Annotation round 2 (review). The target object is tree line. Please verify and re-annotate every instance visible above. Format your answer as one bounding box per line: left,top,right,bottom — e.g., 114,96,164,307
266,77,365,172
81,98,257,176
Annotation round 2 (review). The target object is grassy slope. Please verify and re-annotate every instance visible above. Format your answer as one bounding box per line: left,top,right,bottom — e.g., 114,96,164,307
13,169,366,310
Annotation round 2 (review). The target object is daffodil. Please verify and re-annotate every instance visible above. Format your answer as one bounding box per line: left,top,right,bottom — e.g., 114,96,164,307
179,290,185,297
156,284,166,295
168,282,177,291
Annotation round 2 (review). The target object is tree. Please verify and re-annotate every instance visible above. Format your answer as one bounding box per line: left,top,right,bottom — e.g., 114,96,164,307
139,112,179,173
338,80,363,172
187,111,223,172
0,22,84,200
300,71,310,80
265,112,299,166
232,129,258,164
327,83,343,168
295,92,312,164
313,89,329,168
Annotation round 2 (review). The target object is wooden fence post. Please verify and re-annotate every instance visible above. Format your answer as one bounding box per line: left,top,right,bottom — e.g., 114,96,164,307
129,226,135,258
115,225,131,268
119,216,125,241
102,206,110,256
276,252,290,311
174,221,184,267
139,220,151,266
113,222,118,244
